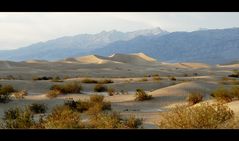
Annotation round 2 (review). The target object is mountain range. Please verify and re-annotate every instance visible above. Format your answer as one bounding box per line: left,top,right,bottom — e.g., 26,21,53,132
1,27,239,64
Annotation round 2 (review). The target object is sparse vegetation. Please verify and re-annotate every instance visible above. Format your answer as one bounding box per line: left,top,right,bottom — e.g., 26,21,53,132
88,112,142,128
140,78,148,82
64,95,111,114
32,76,53,81
98,79,114,84
170,76,176,81
28,103,47,114
157,103,234,128
81,78,98,83
107,87,115,96
231,86,239,99
153,76,161,81
51,76,63,82
94,84,108,92
2,107,35,128
11,90,28,99
43,105,84,128
211,87,234,103
0,85,16,103
228,70,239,78
135,89,152,101
46,90,61,98
186,92,203,105
50,81,82,94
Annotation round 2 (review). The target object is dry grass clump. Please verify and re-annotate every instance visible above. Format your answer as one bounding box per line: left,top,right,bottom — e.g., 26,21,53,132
170,76,176,81
88,112,142,128
153,76,161,81
94,84,108,92
231,86,239,99
0,85,16,103
81,78,98,83
64,95,111,114
98,79,114,84
157,103,234,129
186,91,203,105
211,87,234,103
28,103,48,114
107,87,116,96
50,81,82,95
139,78,148,82
135,89,152,101
11,90,28,99
2,107,35,128
46,90,61,98
51,76,64,82
43,106,84,128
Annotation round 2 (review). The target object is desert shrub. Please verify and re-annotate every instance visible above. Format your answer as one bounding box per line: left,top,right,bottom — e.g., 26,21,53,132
0,85,16,95
107,88,115,96
51,76,63,82
32,76,53,81
43,105,84,128
153,76,161,81
81,79,98,83
152,74,159,77
63,82,82,93
135,89,152,101
98,79,114,84
88,112,142,128
125,115,143,128
228,70,239,78
231,86,239,99
0,85,16,103
46,90,61,98
88,95,111,113
12,90,28,99
28,103,47,114
211,87,234,103
157,103,234,129
140,78,148,82
50,82,82,94
64,95,111,113
3,107,35,128
170,76,176,81
94,84,108,92
186,92,203,105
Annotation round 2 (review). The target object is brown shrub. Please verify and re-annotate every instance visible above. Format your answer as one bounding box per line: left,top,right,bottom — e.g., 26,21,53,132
157,103,234,129
186,92,203,105
135,89,152,101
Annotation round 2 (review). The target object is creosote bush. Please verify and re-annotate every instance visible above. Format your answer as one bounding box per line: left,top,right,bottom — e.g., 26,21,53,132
157,103,234,129
135,89,152,101
186,92,203,105
94,84,108,92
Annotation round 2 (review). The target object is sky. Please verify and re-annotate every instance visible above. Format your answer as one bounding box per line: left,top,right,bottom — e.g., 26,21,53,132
0,12,239,50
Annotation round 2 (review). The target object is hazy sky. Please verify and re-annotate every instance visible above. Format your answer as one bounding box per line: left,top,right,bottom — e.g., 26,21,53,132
0,12,239,50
